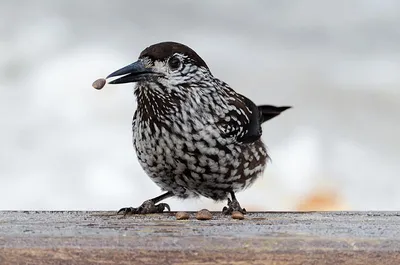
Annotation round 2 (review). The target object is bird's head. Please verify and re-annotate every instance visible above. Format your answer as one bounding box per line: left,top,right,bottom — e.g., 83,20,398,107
106,42,211,88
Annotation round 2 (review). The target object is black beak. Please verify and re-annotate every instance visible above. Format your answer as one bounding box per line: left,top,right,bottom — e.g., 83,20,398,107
106,60,158,84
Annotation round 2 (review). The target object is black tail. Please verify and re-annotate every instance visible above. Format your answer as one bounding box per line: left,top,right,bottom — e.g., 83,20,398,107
258,105,291,124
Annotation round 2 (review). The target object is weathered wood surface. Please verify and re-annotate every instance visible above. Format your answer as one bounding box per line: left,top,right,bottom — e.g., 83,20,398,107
1,211,400,264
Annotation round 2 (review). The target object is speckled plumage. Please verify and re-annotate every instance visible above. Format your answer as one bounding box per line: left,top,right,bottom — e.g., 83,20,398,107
106,42,290,214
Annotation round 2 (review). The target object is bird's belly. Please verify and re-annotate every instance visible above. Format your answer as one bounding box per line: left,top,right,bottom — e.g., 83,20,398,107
133,123,268,200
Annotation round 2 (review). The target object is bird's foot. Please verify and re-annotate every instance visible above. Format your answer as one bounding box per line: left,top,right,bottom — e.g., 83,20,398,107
222,197,247,215
117,200,170,215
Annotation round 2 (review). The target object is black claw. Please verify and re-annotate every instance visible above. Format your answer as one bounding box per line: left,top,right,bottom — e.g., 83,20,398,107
158,203,171,212
117,207,137,215
117,207,130,214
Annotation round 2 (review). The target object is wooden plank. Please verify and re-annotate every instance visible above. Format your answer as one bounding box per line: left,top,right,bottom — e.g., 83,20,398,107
1,211,399,264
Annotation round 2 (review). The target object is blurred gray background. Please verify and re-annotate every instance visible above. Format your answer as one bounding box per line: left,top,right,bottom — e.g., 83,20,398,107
1,0,399,211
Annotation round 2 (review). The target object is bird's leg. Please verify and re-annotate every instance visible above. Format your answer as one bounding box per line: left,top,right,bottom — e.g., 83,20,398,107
222,192,247,215
117,191,174,215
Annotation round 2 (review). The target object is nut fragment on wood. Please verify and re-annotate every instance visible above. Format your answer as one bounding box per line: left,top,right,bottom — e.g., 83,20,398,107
176,211,190,220
196,209,212,220
92,78,106,90
232,211,244,220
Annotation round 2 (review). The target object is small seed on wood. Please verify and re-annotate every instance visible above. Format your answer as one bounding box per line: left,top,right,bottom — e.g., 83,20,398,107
196,209,212,220
231,211,244,220
92,78,106,90
175,211,190,220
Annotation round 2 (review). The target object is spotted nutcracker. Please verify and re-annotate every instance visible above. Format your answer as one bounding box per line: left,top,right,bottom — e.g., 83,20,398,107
104,42,291,214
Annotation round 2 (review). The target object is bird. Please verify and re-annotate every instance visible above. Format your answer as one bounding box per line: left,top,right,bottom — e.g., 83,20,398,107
104,41,291,215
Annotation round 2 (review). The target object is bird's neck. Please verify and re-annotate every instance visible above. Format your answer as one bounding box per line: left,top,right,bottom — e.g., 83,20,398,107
134,83,186,122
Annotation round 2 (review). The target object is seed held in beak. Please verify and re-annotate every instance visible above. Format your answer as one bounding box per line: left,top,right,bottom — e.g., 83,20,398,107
92,78,106,90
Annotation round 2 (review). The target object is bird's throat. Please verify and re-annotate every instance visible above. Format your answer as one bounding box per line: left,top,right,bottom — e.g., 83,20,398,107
134,83,184,122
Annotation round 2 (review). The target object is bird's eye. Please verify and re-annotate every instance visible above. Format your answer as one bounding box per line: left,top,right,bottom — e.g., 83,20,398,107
168,56,181,70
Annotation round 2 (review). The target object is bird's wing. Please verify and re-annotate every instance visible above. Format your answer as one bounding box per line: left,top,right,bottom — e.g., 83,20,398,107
216,94,291,144
217,93,263,144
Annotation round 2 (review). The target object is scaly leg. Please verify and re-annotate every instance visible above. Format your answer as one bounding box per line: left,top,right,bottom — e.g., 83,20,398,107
222,191,247,215
118,191,174,215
